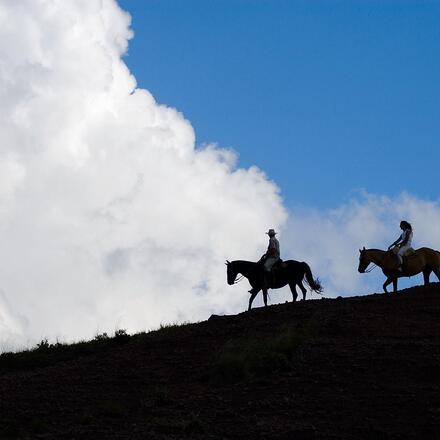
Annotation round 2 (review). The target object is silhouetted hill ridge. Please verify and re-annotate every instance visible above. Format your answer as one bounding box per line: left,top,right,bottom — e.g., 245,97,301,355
0,284,439,439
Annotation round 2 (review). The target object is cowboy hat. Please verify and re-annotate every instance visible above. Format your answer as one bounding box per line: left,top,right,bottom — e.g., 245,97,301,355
266,229,277,236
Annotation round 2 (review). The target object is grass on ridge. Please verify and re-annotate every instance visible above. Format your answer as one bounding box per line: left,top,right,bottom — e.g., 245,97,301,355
0,329,130,374
0,319,195,374
210,319,320,383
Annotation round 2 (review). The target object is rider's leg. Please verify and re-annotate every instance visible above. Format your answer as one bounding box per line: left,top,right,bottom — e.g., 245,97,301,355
397,245,410,271
263,271,270,288
397,248,404,271
263,258,276,288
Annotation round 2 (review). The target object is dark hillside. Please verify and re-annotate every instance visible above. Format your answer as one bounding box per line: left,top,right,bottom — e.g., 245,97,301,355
1,285,439,439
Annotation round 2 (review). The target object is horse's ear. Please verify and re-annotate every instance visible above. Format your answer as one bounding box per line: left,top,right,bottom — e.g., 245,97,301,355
363,246,366,250
225,260,230,265
359,249,361,253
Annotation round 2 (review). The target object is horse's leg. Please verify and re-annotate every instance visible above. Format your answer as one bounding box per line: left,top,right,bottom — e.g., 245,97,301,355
289,283,298,302
383,277,394,293
393,278,398,293
262,289,268,307
248,290,259,311
297,280,307,301
433,268,440,282
423,269,431,286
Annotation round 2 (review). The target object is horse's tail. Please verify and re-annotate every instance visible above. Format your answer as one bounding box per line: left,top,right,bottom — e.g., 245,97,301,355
302,262,323,294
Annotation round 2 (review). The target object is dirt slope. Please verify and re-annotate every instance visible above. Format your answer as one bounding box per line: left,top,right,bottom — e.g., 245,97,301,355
1,284,439,439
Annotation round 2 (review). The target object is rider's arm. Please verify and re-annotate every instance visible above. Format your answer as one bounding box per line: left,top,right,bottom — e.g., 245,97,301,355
388,235,402,250
400,235,409,247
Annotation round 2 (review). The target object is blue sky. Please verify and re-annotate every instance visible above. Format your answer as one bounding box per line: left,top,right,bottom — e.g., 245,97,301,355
119,0,440,208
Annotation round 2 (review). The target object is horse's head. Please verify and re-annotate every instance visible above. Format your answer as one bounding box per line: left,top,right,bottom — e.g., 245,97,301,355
358,247,370,273
226,260,238,285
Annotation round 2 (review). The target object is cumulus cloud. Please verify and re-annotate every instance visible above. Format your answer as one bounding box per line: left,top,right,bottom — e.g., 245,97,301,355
0,0,287,349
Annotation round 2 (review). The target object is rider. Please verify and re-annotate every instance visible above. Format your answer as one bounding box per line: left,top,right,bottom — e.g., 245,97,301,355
263,228,280,287
388,220,413,271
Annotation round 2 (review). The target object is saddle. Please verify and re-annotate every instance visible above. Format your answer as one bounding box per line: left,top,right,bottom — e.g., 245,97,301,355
257,257,285,286
258,256,285,266
391,246,416,257
403,248,416,257
269,259,289,285
390,246,417,272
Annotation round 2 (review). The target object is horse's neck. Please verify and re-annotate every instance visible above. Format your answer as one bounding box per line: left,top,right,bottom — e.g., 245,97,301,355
235,260,258,277
368,250,389,266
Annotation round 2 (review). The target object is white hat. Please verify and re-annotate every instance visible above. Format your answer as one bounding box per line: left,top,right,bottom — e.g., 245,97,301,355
266,229,277,236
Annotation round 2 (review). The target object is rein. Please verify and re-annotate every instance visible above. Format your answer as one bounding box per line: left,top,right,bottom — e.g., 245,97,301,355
364,263,378,273
233,275,245,284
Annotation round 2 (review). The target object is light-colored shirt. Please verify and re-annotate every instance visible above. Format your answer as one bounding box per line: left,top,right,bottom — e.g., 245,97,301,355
400,229,413,246
267,236,280,259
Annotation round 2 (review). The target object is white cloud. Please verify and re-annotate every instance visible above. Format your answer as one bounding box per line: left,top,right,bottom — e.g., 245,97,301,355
0,0,287,349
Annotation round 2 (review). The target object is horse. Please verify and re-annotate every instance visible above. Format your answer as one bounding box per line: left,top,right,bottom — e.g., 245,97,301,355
226,259,323,311
358,246,440,293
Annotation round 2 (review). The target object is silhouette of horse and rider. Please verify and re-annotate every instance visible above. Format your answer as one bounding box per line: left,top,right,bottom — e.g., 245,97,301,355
358,220,440,293
227,221,440,310
226,229,322,311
